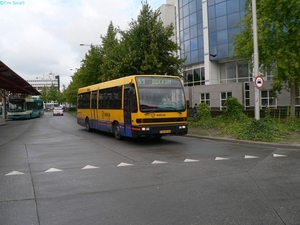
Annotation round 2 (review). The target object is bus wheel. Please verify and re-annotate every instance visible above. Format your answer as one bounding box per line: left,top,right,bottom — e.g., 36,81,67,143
85,118,91,132
113,122,122,140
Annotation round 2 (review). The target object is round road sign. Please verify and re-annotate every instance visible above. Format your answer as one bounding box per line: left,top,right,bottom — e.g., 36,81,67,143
254,75,264,89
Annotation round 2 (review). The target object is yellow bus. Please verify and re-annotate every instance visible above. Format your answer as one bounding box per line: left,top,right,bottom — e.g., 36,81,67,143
77,75,188,139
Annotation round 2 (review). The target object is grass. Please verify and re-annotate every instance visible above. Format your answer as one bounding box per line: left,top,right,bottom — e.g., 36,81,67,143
187,115,300,144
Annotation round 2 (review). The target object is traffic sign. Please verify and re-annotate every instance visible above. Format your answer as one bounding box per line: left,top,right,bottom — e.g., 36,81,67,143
254,75,264,89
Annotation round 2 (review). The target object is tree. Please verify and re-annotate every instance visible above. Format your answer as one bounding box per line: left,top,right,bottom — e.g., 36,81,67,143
48,85,59,102
40,86,48,102
80,45,104,86
232,0,300,117
99,21,122,81
119,2,185,76
64,68,85,105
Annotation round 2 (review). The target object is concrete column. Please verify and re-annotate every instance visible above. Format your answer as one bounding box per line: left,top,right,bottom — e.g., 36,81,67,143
0,89,7,125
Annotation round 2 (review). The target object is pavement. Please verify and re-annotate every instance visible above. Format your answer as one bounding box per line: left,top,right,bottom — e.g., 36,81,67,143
1,113,299,225
0,118,7,126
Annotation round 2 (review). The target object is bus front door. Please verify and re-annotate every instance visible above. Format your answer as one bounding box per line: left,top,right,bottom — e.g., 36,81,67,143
123,86,132,137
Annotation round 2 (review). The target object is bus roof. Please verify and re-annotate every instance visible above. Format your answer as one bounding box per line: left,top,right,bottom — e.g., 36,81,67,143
78,75,181,93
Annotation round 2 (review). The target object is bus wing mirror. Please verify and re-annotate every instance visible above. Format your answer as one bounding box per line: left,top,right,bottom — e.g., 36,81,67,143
129,85,135,95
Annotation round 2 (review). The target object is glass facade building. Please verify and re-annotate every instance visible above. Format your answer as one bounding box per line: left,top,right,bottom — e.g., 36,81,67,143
179,0,204,64
159,0,290,110
179,0,245,64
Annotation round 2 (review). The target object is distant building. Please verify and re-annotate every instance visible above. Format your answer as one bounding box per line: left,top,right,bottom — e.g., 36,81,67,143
27,72,60,93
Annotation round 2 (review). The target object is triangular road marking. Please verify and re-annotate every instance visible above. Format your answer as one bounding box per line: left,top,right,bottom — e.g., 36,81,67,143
151,160,167,164
215,157,230,161
117,162,134,167
82,165,99,170
273,154,287,158
184,158,199,162
45,168,63,173
5,171,24,176
245,155,259,159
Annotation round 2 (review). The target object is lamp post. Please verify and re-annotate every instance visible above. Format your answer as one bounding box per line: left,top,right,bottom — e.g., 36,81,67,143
252,0,260,120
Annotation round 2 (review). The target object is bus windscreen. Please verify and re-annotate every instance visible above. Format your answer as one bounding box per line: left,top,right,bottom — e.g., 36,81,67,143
135,77,186,113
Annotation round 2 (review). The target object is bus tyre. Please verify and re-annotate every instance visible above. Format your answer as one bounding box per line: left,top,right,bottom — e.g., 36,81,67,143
85,118,91,132
113,122,122,140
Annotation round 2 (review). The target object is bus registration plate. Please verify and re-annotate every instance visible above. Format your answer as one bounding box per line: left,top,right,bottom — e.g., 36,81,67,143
160,130,171,134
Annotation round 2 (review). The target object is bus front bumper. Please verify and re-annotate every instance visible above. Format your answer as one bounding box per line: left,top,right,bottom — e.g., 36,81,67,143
131,124,188,138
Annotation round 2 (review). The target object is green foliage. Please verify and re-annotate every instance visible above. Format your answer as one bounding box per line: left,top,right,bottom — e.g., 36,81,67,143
80,45,103,86
188,111,300,143
119,2,185,76
40,85,61,103
64,68,85,104
197,103,211,121
224,97,245,120
236,119,278,142
232,0,300,118
99,21,122,81
40,86,48,102
264,107,272,123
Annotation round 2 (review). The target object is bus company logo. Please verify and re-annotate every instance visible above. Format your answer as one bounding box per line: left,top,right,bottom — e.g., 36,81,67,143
156,114,166,117
150,113,155,118
102,111,110,118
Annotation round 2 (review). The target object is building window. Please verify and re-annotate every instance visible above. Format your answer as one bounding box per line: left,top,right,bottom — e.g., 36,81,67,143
244,82,250,109
220,91,232,110
264,67,274,81
219,61,250,84
200,93,210,107
261,90,277,109
183,67,205,86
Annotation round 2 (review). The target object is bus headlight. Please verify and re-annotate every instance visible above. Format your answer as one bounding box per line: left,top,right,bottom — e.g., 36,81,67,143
141,127,150,131
179,125,186,129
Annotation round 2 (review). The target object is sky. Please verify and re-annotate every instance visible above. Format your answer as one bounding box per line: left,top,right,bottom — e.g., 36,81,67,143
0,0,166,90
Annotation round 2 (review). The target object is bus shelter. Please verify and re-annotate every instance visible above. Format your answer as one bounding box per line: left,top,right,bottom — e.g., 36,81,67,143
0,61,40,122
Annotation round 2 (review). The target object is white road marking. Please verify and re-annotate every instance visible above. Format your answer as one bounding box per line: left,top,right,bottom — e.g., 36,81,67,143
117,162,134,167
4,153,291,177
273,154,287,157
151,160,167,164
45,168,63,172
244,155,259,159
5,171,24,176
82,165,99,169
215,157,230,160
184,158,199,162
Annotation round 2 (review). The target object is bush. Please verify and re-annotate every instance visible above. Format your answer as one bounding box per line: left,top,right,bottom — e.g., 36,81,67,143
236,119,278,142
224,97,244,119
197,103,211,121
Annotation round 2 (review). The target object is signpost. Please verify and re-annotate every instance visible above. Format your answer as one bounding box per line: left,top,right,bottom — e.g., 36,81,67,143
254,75,264,89
252,0,260,120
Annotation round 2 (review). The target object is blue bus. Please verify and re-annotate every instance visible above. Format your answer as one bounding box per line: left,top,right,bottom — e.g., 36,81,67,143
7,98,44,119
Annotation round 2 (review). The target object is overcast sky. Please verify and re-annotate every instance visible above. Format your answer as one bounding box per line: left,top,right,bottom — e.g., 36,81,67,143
0,0,165,90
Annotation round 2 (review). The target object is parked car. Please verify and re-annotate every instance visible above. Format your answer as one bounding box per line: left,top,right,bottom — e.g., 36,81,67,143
53,107,64,116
